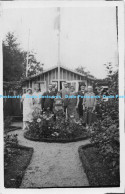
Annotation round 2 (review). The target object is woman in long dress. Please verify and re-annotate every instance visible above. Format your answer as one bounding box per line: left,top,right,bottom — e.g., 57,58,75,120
32,84,42,117
21,88,34,130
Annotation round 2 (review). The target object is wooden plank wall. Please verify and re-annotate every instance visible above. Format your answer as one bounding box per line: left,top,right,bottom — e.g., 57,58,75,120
23,68,93,92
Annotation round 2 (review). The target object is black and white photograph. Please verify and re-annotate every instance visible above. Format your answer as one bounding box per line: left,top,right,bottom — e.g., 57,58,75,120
0,1,124,193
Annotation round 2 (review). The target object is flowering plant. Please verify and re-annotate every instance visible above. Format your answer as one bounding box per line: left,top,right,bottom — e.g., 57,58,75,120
27,109,88,140
90,70,119,177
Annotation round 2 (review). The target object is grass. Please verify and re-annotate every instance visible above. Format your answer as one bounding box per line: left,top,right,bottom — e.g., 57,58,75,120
4,146,33,188
78,145,120,187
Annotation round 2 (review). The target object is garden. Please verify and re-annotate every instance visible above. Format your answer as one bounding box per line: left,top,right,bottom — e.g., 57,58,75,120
3,32,120,186
24,109,89,143
4,117,33,188
78,70,120,186
4,70,120,188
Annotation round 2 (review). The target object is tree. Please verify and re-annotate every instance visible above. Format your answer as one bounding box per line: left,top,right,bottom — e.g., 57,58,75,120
76,66,89,75
27,52,44,77
104,62,114,77
103,62,118,94
76,66,95,79
3,32,44,82
3,32,26,82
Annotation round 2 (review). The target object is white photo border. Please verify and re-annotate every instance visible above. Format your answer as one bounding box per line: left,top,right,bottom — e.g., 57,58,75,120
0,1,124,194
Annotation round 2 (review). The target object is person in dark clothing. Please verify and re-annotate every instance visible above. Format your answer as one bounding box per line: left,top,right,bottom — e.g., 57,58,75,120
77,84,86,118
41,84,55,112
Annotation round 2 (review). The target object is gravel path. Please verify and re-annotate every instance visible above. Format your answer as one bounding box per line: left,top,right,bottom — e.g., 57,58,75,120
10,129,89,188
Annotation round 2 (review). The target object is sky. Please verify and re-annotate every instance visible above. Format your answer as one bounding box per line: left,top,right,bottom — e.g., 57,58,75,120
2,6,118,79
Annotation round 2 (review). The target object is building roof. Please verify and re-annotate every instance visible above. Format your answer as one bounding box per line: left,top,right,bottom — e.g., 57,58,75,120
25,64,96,81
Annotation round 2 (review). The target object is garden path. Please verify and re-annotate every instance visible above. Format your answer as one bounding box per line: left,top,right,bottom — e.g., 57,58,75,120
10,129,89,188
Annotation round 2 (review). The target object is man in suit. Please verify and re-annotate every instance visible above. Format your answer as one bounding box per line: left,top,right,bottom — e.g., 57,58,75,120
76,83,86,118
41,84,55,112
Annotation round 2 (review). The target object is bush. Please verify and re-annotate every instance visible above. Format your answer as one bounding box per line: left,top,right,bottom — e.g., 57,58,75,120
90,70,119,177
27,110,88,141
90,117,119,176
4,134,18,169
4,116,18,169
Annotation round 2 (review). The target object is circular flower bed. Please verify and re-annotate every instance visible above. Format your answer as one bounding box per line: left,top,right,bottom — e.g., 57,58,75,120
24,110,89,143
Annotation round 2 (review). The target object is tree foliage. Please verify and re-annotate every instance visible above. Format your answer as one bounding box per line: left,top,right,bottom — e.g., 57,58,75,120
27,52,44,77
76,66,95,79
3,32,44,83
3,32,26,82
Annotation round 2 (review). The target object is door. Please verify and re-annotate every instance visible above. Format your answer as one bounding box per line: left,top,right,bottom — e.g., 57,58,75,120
61,81,67,90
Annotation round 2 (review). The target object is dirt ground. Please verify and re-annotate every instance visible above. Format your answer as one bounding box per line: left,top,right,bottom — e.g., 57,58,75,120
9,129,89,188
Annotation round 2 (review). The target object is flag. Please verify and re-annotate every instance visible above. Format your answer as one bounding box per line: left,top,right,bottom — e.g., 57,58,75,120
54,7,60,32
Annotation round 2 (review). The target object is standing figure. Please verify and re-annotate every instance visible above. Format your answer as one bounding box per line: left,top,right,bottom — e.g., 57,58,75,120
83,86,96,128
53,91,63,113
41,84,54,112
32,83,42,117
52,83,58,93
77,84,86,118
67,85,79,121
60,82,70,113
21,88,33,130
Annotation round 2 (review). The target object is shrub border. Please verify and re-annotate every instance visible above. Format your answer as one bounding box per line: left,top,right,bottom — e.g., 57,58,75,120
78,143,93,179
4,145,33,188
78,143,120,187
24,131,89,143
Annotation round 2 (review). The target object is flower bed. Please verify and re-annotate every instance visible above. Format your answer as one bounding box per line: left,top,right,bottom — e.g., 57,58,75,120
78,144,120,187
4,133,33,188
24,110,89,142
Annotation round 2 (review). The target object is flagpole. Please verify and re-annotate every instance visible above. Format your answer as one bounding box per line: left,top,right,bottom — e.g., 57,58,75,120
26,29,30,77
116,6,118,44
116,6,119,67
57,7,61,91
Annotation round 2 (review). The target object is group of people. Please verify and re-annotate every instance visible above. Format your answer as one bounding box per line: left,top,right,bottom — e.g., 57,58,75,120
21,82,97,130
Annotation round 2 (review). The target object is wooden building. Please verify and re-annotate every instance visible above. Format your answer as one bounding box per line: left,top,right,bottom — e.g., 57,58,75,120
3,65,95,117
22,65,95,93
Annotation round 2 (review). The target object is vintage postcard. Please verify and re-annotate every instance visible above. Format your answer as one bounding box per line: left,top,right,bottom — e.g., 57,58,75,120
0,1,124,194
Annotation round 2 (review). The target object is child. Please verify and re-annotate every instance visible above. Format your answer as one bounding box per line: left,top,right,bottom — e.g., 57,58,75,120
53,91,64,113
